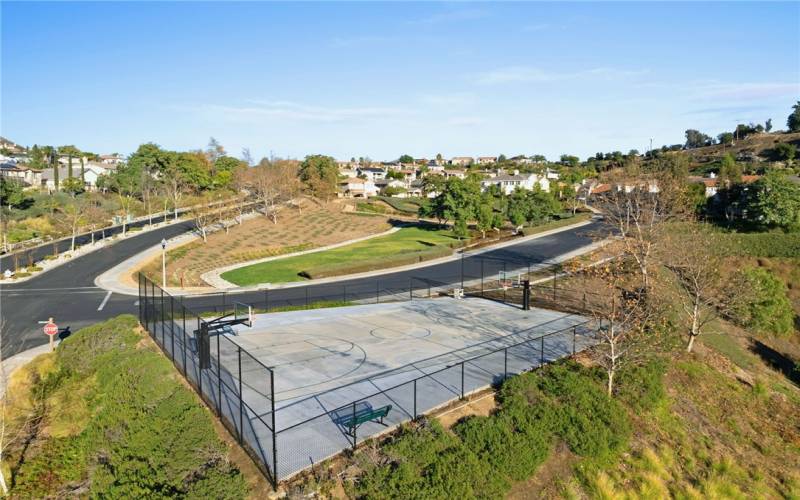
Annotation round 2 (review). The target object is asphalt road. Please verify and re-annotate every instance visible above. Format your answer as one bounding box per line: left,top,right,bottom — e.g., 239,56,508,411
0,217,605,359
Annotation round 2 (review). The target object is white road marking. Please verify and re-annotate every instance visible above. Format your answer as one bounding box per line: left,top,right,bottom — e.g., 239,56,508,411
97,291,113,311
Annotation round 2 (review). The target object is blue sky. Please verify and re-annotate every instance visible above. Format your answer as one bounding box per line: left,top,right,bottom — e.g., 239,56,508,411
2,2,799,162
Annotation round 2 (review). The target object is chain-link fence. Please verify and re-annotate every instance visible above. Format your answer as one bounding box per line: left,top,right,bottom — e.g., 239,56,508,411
138,252,607,486
139,274,278,486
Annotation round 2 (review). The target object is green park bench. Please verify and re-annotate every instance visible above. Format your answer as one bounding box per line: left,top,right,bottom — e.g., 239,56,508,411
342,404,392,436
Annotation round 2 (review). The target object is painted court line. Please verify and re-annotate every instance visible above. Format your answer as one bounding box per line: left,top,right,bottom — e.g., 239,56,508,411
97,291,113,311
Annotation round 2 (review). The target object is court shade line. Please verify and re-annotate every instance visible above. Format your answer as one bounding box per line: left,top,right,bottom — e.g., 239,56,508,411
97,291,113,311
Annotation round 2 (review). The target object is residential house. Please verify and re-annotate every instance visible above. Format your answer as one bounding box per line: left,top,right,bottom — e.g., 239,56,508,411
99,153,124,166
477,156,497,165
449,156,473,167
481,170,550,194
510,155,534,165
40,165,106,192
442,169,467,179
339,177,378,198
1,162,42,188
357,166,387,181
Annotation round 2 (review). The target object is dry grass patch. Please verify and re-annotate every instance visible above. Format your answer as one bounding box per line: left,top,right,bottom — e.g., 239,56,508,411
138,201,391,286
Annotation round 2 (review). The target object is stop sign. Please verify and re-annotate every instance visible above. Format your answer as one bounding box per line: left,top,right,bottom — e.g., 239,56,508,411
44,322,59,336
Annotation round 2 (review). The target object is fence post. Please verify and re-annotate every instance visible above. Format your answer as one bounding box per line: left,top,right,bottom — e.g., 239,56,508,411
567,324,574,354
552,267,557,301
376,281,379,304
222,291,227,315
503,261,507,303
413,379,417,419
170,296,175,361
352,401,357,449
217,333,222,416
271,371,278,486
583,292,587,312
460,252,464,290
182,305,187,375
409,277,413,301
480,258,484,297
138,274,143,323
160,288,165,346
237,347,243,444
265,289,269,312
461,362,465,399
305,287,309,308
540,336,545,365
343,284,347,303
504,347,508,379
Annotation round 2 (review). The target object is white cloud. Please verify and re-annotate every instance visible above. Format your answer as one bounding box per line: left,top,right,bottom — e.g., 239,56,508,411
694,82,799,100
447,117,483,127
196,100,415,123
411,8,487,26
473,66,646,85
418,92,477,107
522,23,550,32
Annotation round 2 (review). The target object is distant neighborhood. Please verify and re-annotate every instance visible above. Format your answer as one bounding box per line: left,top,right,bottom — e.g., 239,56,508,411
1,137,123,192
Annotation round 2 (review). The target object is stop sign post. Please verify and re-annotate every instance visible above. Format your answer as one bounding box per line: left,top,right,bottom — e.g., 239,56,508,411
43,317,58,351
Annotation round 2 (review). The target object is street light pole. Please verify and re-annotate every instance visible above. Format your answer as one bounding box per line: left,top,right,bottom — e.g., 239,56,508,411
161,238,167,288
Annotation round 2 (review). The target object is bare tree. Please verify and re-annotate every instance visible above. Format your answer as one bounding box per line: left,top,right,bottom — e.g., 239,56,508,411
55,197,88,252
232,164,251,225
596,173,687,293
192,201,216,242
162,169,188,220
249,160,301,224
585,260,661,395
660,223,730,352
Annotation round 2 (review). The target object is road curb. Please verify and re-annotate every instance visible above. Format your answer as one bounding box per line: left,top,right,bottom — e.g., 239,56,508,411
1,343,54,398
96,215,600,297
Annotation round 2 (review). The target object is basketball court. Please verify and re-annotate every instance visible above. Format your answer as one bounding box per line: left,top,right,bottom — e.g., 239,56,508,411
226,297,592,430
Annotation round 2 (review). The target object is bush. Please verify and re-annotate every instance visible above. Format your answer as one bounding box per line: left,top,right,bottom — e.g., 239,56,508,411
453,412,552,481
615,359,667,411
719,232,800,258
355,421,508,499
10,315,248,498
498,362,630,461
732,267,795,336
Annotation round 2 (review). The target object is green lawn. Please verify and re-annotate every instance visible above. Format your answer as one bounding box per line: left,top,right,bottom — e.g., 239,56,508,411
221,225,461,285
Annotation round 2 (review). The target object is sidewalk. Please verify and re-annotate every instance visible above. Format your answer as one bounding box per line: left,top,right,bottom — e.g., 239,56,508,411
1,343,53,398
97,216,600,297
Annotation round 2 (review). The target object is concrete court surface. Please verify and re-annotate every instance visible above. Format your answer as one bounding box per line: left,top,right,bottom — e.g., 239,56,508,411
222,296,595,478
159,296,596,480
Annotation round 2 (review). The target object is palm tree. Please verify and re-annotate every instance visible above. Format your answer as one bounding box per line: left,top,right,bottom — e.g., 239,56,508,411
41,146,58,192
58,145,81,180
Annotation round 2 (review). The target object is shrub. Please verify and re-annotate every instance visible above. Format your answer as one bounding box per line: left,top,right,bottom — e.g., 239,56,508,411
718,232,800,258
355,421,508,499
732,267,795,336
10,315,248,498
453,412,552,481
615,359,667,411
498,362,630,461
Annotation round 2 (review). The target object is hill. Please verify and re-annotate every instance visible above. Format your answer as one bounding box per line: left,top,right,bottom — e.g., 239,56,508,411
678,131,800,170
2,316,259,498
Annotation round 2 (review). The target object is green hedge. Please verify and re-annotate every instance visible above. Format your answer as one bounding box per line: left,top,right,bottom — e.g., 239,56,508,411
718,232,800,258
374,196,425,214
300,245,454,279
519,212,592,237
